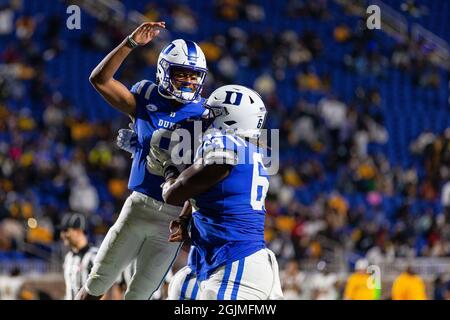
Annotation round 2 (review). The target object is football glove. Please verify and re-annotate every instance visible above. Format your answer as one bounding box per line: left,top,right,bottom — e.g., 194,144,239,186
116,123,137,157
146,145,180,178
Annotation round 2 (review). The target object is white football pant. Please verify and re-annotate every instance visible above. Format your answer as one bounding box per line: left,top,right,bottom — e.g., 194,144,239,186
84,191,182,299
168,248,284,300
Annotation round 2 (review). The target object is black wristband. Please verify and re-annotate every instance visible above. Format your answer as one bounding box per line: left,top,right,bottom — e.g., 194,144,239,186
164,165,180,181
126,35,139,49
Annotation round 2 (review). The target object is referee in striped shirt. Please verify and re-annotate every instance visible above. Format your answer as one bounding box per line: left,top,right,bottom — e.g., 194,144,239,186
60,213,98,300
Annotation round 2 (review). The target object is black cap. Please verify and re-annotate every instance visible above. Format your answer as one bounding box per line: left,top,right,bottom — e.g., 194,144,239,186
60,213,87,232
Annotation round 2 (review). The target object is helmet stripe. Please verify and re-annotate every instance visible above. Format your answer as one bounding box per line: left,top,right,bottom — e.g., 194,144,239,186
163,43,176,55
184,40,198,63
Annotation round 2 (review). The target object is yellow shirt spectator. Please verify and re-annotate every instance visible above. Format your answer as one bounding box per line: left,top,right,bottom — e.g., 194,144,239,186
328,195,349,215
275,216,296,232
344,272,376,300
391,271,427,300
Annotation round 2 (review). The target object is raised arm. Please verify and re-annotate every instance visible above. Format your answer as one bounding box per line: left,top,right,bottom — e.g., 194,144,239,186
89,21,165,117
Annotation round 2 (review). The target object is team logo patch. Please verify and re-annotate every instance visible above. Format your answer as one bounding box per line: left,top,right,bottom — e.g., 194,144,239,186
145,104,158,112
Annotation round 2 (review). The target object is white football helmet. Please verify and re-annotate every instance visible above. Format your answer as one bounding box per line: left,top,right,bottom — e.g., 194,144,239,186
204,85,267,139
156,39,207,103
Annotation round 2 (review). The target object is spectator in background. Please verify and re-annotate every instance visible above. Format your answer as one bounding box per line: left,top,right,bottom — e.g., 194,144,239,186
0,3,14,36
309,260,339,300
15,15,35,40
319,95,347,135
433,274,447,300
391,43,411,70
297,67,324,92
318,95,347,162
254,72,276,97
214,0,244,21
170,4,198,34
280,259,307,299
366,242,396,266
391,265,427,300
344,259,377,300
400,0,429,18
333,24,351,44
68,175,99,215
0,215,25,250
16,283,53,300
0,266,24,300
245,2,265,22
410,130,436,156
217,54,238,82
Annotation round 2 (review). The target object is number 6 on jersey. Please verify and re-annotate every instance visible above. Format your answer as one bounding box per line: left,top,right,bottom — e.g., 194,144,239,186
250,152,269,211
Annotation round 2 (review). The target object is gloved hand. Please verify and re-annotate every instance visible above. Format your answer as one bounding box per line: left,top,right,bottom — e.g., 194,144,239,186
146,145,179,178
116,123,137,157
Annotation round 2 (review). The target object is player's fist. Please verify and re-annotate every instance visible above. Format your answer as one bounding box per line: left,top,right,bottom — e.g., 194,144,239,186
146,145,170,176
129,21,165,46
168,216,190,242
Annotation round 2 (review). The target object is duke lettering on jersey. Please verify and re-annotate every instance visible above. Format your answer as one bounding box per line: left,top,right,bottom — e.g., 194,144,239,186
128,80,207,202
157,119,181,130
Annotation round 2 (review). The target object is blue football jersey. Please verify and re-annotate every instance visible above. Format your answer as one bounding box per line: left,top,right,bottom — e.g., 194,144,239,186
128,80,207,202
189,131,270,280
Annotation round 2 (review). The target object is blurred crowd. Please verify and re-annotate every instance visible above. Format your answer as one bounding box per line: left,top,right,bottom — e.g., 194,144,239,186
0,96,132,250
0,0,450,299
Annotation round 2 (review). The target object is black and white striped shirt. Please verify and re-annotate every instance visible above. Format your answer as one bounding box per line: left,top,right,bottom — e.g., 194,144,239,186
63,244,98,300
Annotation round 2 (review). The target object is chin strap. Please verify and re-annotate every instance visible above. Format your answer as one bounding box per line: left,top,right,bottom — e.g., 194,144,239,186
157,85,176,100
158,84,200,104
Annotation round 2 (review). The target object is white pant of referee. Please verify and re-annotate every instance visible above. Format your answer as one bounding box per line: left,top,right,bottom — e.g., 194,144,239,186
84,191,182,299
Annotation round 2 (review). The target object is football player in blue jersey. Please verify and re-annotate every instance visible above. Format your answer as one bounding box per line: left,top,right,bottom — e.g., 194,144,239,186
75,22,209,300
147,85,284,300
